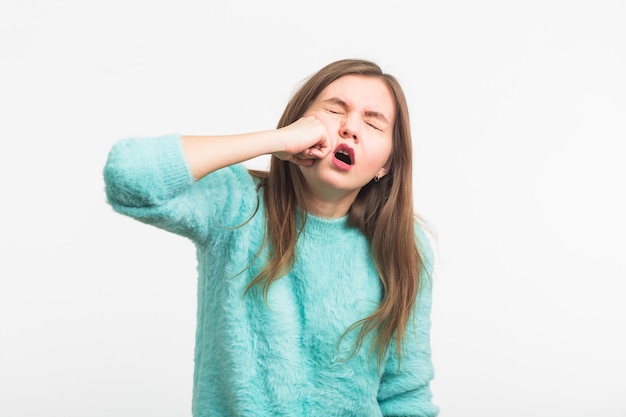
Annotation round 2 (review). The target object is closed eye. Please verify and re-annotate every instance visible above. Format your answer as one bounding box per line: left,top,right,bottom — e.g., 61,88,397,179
325,108,343,115
366,122,383,131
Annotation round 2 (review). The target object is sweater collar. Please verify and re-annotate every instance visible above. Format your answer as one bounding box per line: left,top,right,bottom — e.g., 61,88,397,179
296,209,354,237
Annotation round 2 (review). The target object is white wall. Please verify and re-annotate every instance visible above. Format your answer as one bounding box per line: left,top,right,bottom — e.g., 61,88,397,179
1,1,624,416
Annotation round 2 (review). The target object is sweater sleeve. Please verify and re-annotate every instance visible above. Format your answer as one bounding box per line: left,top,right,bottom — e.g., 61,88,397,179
377,223,439,417
103,134,260,244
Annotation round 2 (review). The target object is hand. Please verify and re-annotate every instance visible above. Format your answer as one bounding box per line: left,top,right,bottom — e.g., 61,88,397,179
273,117,334,167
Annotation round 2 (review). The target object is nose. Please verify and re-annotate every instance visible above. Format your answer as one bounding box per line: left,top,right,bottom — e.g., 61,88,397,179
340,116,359,142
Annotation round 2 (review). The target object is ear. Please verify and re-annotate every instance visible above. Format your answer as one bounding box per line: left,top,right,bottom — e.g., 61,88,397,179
376,167,388,179
374,167,389,182
375,156,392,181
378,156,392,178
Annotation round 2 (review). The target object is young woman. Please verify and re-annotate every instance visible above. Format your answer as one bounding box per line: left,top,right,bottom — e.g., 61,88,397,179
104,59,438,416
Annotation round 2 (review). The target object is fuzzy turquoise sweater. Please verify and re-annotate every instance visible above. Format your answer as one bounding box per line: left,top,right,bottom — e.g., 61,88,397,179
104,134,438,417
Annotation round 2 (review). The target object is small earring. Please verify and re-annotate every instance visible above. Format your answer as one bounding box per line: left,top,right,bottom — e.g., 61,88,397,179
374,173,381,182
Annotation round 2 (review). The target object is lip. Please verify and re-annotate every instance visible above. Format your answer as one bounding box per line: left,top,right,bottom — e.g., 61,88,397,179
331,144,355,171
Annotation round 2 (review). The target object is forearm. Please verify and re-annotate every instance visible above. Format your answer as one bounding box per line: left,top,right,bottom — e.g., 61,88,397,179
181,130,284,180
182,116,333,179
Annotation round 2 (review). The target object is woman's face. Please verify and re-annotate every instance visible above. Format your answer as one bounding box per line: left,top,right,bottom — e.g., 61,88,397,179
299,74,395,204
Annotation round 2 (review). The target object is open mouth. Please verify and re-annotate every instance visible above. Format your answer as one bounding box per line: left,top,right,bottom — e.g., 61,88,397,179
333,144,355,167
335,150,352,165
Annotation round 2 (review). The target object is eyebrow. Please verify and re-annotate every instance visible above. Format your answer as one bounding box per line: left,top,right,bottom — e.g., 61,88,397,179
322,98,390,126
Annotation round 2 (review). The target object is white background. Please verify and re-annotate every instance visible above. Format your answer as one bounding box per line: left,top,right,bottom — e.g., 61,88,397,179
1,1,624,416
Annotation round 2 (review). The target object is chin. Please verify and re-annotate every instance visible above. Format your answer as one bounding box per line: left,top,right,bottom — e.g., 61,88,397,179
299,163,364,192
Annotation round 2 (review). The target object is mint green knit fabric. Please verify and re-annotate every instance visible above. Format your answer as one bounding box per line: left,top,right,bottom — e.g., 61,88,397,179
104,134,438,417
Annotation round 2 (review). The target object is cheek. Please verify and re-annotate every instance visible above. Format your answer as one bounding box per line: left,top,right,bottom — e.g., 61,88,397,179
362,144,392,173
315,113,340,131
304,108,341,130
372,139,393,164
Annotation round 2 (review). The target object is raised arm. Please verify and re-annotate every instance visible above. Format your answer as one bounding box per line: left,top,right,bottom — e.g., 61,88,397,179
104,117,333,242
181,116,333,180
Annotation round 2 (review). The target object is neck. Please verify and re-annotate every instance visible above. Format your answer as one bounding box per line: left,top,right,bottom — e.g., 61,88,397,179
303,189,358,219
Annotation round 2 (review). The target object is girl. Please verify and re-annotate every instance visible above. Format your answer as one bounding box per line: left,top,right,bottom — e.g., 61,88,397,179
104,59,438,416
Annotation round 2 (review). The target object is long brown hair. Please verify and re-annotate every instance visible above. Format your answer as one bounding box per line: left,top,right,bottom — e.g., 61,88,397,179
248,59,426,365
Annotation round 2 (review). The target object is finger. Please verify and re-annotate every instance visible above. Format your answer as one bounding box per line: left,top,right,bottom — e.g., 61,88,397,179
307,148,326,159
296,149,318,159
312,138,334,158
290,156,315,167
